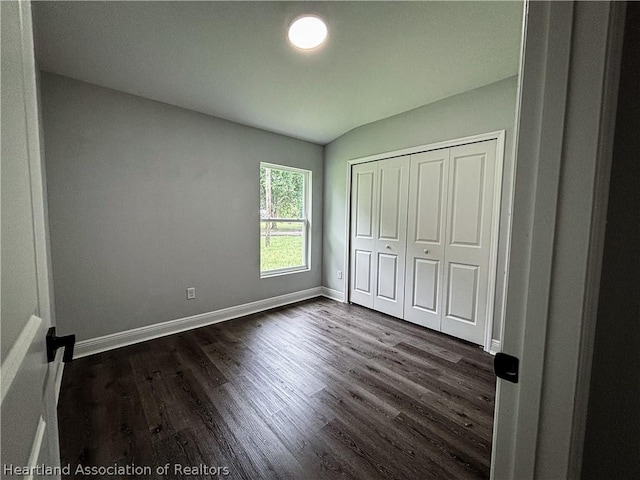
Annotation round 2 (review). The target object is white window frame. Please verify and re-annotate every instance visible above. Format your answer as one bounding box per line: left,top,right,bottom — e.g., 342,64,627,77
260,162,311,277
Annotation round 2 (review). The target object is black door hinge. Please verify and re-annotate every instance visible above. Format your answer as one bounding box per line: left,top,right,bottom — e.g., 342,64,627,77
494,352,519,383
46,327,76,363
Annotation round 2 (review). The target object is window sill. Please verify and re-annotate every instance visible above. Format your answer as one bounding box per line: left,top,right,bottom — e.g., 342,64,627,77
260,266,310,279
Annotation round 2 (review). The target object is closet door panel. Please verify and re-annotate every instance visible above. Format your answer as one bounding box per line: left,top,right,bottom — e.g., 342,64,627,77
404,149,450,329
349,164,377,308
446,262,479,323
412,258,439,312
377,253,398,300
449,152,485,247
415,160,446,243
353,250,372,294
378,166,402,240
373,156,409,318
441,140,497,345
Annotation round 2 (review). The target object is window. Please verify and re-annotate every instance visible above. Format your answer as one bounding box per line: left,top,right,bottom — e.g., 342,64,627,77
260,163,311,276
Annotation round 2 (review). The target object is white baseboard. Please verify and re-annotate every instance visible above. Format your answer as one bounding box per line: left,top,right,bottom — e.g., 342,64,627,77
74,287,323,358
489,339,501,355
321,287,345,302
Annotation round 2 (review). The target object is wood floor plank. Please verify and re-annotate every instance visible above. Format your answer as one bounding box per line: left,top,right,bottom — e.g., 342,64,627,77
313,386,449,480
164,365,265,480
273,310,495,438
57,361,100,468
320,417,405,480
129,350,191,440
339,365,492,463
58,299,495,479
151,427,228,480
204,382,306,479
266,419,356,480
165,331,229,390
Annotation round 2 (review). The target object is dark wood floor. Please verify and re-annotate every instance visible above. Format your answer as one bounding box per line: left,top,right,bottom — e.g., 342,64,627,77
58,298,495,479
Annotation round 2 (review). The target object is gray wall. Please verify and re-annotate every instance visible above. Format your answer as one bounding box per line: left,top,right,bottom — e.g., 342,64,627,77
582,3,640,477
40,73,323,342
322,76,518,342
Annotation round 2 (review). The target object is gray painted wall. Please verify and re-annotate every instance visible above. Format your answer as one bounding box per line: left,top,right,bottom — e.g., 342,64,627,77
582,3,640,477
40,73,323,342
322,76,518,342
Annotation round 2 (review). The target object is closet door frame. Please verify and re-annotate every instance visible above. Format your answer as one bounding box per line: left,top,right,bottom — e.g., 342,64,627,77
344,130,508,353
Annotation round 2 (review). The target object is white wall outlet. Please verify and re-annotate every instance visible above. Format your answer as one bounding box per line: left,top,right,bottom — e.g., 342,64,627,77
337,270,343,279
186,287,196,300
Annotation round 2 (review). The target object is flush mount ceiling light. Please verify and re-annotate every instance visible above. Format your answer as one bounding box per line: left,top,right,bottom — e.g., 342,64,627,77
287,15,328,50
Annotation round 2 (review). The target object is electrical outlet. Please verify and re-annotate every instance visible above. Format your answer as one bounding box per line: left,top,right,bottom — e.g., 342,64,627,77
337,270,343,279
186,287,196,300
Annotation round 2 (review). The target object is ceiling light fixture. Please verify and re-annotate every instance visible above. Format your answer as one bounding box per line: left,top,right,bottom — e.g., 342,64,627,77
287,15,328,50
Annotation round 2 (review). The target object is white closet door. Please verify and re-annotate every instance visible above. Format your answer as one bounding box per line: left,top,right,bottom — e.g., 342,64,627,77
403,149,450,330
441,140,497,345
350,162,378,308
372,156,410,318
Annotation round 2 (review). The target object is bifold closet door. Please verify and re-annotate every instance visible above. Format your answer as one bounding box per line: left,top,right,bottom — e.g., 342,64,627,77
350,156,409,318
441,140,497,345
350,162,377,308
403,149,450,330
373,156,409,318
351,139,498,346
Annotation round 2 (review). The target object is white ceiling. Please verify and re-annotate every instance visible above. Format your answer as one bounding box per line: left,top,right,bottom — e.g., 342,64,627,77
33,1,523,145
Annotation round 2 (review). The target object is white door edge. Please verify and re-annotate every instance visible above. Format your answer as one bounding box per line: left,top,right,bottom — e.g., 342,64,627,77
1,315,43,404
24,416,47,480
2,1,62,474
20,0,54,325
484,133,506,352
52,350,66,406
491,1,625,478
565,2,626,476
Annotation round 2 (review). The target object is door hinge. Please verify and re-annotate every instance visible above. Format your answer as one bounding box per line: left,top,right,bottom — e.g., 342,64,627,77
46,327,76,363
494,352,519,383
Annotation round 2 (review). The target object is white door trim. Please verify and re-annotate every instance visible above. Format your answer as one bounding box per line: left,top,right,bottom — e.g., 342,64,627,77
346,130,506,166
491,1,625,478
568,2,626,474
344,130,507,353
